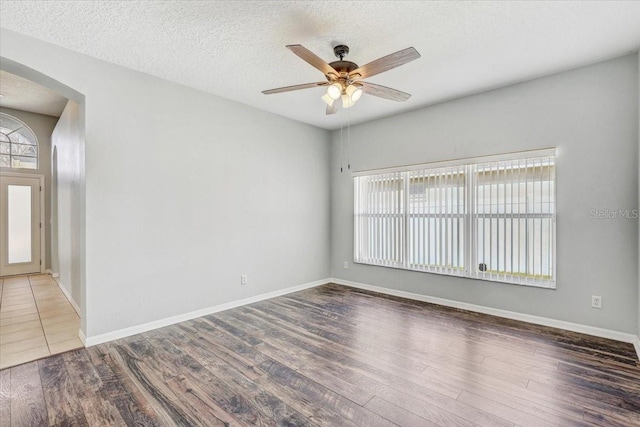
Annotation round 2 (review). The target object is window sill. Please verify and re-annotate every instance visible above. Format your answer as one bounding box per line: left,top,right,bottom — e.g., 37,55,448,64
353,260,556,289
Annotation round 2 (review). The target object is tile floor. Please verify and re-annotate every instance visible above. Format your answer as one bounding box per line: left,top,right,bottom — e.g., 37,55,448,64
0,274,83,369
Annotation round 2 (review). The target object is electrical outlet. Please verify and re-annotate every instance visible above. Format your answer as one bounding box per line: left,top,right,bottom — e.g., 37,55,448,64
241,275,248,285
591,295,602,309
344,261,349,269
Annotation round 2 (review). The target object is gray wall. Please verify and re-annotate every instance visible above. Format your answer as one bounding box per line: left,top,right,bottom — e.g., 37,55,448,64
51,100,84,311
331,54,639,334
0,106,58,270
1,29,331,339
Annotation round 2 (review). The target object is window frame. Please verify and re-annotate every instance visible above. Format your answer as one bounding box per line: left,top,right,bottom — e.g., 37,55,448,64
353,148,557,289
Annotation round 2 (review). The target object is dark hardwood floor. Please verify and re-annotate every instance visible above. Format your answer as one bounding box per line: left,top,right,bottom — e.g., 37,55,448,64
1,283,639,426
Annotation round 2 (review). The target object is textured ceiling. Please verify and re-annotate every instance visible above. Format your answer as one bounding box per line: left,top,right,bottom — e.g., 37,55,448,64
1,1,639,130
0,69,68,117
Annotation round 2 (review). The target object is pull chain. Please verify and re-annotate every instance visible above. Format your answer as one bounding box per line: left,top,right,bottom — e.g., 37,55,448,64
339,112,344,173
346,107,351,170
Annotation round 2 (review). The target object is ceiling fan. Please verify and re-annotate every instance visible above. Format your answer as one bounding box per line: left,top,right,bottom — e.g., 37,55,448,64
262,44,421,115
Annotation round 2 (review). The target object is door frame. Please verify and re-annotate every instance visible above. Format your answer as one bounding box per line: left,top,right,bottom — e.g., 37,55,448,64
0,171,46,275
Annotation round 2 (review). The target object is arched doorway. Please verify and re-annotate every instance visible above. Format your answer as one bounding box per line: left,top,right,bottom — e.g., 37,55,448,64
0,57,87,368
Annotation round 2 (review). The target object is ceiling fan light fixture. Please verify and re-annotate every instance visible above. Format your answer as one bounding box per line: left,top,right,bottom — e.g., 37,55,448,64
346,84,363,102
326,82,342,100
321,92,335,107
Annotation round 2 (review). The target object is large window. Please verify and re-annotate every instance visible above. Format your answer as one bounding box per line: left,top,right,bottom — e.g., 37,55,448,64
354,149,556,288
0,113,39,170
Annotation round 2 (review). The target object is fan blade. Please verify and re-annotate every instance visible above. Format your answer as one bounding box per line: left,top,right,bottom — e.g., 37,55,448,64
286,44,339,77
360,82,411,102
262,82,328,95
349,47,420,80
326,101,339,115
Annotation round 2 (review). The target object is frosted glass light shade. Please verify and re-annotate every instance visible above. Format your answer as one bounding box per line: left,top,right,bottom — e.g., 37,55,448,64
321,93,335,106
341,94,354,108
326,83,342,100
346,84,363,102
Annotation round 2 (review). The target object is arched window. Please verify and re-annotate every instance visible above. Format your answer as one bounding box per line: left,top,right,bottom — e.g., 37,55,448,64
0,112,39,170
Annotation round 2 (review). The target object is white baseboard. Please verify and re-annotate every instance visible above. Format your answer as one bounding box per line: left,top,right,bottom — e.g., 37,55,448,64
84,278,327,347
51,273,81,316
331,278,640,360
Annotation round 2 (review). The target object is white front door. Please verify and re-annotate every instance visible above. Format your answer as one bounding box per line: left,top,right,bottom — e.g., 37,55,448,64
0,174,43,277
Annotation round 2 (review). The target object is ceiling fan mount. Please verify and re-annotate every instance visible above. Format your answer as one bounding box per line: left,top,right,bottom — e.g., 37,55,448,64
333,44,350,60
262,43,421,115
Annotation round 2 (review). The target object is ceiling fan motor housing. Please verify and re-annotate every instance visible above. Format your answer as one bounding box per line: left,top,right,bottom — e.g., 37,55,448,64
328,60,359,74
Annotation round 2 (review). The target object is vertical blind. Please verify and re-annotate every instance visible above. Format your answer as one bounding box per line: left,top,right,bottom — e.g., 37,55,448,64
473,157,555,287
354,172,404,267
407,166,466,276
353,150,556,288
